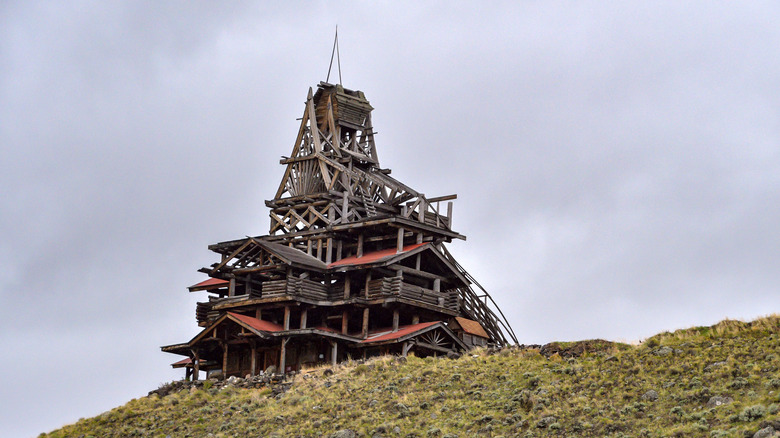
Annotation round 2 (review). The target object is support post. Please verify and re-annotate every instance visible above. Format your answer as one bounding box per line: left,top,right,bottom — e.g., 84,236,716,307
397,227,404,253
283,306,290,330
222,342,228,379
364,271,371,298
362,307,369,338
250,341,257,377
228,278,235,297
192,350,200,381
330,341,338,366
343,275,351,299
255,307,262,320
341,310,349,334
412,315,419,325
357,234,364,258
392,309,399,332
280,338,288,374
326,237,333,264
300,308,308,329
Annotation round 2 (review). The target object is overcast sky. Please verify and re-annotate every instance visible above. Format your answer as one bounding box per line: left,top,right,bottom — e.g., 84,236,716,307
2,1,780,436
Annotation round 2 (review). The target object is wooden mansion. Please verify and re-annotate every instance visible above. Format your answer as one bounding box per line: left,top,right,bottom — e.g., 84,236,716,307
162,82,517,379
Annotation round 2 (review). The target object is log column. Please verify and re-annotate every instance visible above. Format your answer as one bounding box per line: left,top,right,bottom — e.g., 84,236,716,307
362,308,370,338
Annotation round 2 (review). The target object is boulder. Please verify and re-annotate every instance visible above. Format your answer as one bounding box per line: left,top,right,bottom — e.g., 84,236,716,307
641,390,659,402
706,396,734,408
331,429,357,438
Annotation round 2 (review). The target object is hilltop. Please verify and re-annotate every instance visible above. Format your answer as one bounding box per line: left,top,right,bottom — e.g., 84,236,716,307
41,316,780,437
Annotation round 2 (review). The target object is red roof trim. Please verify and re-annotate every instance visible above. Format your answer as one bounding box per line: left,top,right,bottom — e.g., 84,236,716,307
189,278,229,290
171,357,192,366
454,317,489,338
328,242,427,268
361,321,440,343
228,312,284,332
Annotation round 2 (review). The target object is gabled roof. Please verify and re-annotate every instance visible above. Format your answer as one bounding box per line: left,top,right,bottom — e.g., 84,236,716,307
453,317,489,339
189,312,283,345
362,321,439,343
328,242,428,268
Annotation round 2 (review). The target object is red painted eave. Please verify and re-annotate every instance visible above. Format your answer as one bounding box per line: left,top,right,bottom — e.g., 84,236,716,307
171,357,192,367
189,278,229,291
328,242,427,268
228,312,284,332
362,321,440,343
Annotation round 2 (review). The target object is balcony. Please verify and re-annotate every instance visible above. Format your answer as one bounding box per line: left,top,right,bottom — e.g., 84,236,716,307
366,277,458,310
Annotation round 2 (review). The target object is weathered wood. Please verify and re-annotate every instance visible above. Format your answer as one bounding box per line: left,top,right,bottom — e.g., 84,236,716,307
362,307,369,338
280,337,288,374
392,309,399,332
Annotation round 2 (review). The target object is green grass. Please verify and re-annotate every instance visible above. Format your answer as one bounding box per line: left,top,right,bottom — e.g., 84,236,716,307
40,315,780,437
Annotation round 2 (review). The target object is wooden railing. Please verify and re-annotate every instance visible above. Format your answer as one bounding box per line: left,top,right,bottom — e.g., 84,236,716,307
365,277,457,310
261,278,330,300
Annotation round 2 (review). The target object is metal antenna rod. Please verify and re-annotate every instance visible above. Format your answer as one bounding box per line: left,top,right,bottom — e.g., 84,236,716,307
326,26,342,85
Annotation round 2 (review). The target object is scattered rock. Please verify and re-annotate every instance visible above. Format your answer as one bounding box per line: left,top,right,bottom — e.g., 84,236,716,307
446,351,461,359
331,429,357,438
753,426,776,438
323,368,334,376
536,416,557,428
653,346,673,356
706,396,734,408
641,390,659,402
704,361,727,372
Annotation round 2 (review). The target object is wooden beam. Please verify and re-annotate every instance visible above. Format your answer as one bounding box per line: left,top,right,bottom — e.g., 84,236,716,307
341,310,349,334
362,307,369,338
392,309,399,332
331,340,338,366
397,227,404,253
427,194,457,203
280,338,288,374
191,349,200,381
250,342,257,377
300,308,308,329
222,342,228,379
343,275,351,299
389,264,448,281
357,234,364,258
283,306,290,330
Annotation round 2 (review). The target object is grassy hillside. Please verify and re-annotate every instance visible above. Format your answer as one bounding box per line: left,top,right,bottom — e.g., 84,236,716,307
42,316,780,437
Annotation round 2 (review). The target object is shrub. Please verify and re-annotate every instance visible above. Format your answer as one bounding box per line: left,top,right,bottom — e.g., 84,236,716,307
738,404,766,422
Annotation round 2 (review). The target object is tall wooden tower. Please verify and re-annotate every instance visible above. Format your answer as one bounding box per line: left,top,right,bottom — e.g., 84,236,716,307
162,82,517,378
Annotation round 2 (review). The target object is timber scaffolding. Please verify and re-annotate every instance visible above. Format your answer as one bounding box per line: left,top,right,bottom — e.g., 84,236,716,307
162,82,517,379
